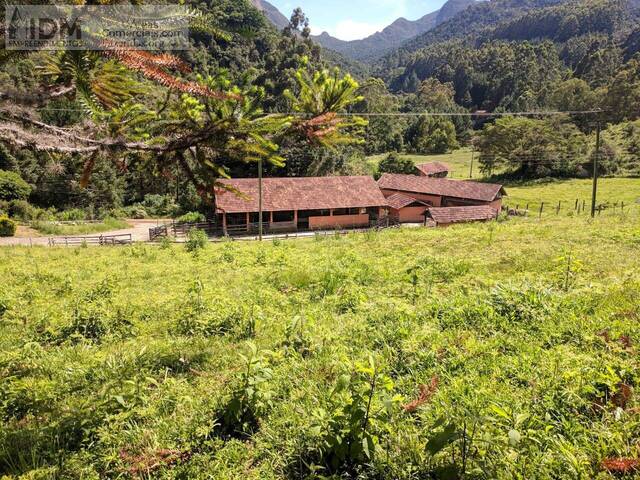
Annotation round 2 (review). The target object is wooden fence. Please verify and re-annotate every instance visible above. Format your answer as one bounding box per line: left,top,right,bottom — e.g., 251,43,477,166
149,216,402,241
149,221,220,241
503,199,637,218
48,234,133,247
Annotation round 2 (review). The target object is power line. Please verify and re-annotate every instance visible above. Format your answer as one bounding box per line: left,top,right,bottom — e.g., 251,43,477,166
32,109,606,117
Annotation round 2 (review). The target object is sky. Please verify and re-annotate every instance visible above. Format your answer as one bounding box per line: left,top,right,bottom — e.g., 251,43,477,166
267,0,448,41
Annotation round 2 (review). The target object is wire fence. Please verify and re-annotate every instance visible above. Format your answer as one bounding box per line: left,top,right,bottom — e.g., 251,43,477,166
502,198,640,219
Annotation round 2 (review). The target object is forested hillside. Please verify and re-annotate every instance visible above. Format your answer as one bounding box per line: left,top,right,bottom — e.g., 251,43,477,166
0,0,359,219
380,0,640,107
1,0,639,227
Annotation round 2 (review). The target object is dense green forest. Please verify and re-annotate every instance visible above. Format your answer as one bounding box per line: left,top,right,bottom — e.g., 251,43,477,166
0,1,352,219
0,0,639,224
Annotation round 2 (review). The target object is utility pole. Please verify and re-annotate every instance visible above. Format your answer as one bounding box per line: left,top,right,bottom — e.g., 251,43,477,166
591,120,601,218
469,150,475,179
258,159,263,241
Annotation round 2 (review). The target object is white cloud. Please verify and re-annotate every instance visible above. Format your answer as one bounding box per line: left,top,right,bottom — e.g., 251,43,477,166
314,19,387,41
334,20,387,40
306,0,412,41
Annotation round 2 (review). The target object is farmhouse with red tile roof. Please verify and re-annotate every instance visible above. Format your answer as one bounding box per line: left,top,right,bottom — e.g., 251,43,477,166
377,173,505,210
415,162,450,178
215,176,387,233
212,174,505,235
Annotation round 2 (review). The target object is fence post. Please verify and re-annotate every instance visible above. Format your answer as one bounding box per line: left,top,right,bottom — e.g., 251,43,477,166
539,202,544,218
574,199,579,210
556,201,561,215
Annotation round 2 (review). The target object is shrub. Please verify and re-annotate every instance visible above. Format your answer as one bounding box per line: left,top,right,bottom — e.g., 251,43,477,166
56,279,134,343
0,216,16,237
216,343,274,437
304,357,398,475
121,205,149,219
377,153,416,177
56,209,87,221
141,194,179,217
176,211,206,223
0,170,31,201
175,280,239,337
8,200,53,222
185,229,208,253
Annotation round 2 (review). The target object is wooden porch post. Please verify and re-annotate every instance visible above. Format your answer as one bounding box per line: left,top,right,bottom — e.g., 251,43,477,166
222,212,228,236
269,211,273,224
246,212,250,232
293,210,298,230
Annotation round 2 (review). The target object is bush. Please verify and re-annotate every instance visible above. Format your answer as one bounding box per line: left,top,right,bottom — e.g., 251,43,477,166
185,229,208,253
377,153,416,177
0,170,31,201
141,194,179,217
176,211,206,223
56,209,87,221
0,216,16,237
216,343,274,437
120,205,149,219
8,200,53,222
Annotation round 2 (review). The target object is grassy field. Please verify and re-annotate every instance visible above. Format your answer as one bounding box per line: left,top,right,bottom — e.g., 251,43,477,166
367,150,640,216
1,202,640,478
29,218,130,236
367,149,479,179
506,178,640,214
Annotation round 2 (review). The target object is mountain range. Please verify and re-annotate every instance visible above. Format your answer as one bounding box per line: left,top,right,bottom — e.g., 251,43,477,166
250,0,290,30
251,0,477,62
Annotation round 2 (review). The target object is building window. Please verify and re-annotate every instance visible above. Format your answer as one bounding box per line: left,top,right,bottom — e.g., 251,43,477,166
333,208,348,216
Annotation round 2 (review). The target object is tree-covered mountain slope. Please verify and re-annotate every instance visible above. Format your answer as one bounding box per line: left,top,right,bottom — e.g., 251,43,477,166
376,0,640,112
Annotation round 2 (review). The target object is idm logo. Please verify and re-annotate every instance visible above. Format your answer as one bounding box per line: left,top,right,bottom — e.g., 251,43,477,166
7,6,82,41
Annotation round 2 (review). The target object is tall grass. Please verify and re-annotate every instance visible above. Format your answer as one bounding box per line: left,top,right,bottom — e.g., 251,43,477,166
30,218,130,236
0,211,639,478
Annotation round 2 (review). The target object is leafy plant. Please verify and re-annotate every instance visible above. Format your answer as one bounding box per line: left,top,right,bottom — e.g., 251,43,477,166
176,211,206,224
175,280,238,337
554,249,584,291
217,343,274,437
185,229,208,254
307,356,399,474
281,316,312,357
58,278,134,343
0,170,31,202
0,216,16,237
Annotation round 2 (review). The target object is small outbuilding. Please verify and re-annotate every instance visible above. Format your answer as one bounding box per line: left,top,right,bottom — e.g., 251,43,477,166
385,193,431,223
415,162,450,178
426,205,499,227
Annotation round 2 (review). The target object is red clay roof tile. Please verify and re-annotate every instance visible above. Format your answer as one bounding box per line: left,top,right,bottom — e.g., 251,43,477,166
385,193,429,210
427,205,498,225
416,162,450,176
216,176,387,214
378,173,505,203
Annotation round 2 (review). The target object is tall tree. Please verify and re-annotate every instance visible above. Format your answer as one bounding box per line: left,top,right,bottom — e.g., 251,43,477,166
0,5,366,210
